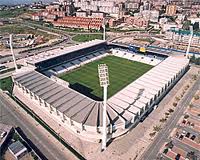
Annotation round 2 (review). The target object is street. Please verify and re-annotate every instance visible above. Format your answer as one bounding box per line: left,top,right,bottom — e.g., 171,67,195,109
0,93,78,160
0,71,14,79
0,36,71,64
139,76,200,160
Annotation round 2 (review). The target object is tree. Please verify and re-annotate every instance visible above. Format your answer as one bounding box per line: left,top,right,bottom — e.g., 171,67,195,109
173,102,177,107
165,141,174,149
190,54,200,65
149,131,156,137
153,125,162,132
192,75,197,80
175,96,180,101
183,20,191,30
190,54,196,63
160,118,167,122
163,148,168,154
184,114,189,119
189,103,194,108
186,151,197,160
168,16,177,22
193,22,199,31
165,112,170,116
168,108,174,113
194,95,199,100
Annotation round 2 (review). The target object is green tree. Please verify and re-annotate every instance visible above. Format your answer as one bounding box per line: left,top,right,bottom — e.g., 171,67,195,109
190,54,196,63
183,20,191,30
153,125,162,132
186,151,197,160
193,22,199,31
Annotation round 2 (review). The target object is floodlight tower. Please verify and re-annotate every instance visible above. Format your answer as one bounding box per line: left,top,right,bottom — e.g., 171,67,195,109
103,18,106,41
9,34,18,71
186,26,193,58
98,64,109,151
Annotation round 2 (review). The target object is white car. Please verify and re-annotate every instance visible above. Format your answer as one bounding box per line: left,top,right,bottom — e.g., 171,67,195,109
0,131,7,138
182,130,187,135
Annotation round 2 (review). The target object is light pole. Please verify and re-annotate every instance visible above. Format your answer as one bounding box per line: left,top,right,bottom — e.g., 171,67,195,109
9,34,18,71
103,18,106,41
98,64,109,151
186,25,193,58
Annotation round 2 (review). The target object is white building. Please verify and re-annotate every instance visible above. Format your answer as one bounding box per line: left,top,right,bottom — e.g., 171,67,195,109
159,17,168,25
165,29,200,45
162,23,179,32
74,0,123,15
141,10,159,23
8,141,28,160
150,10,159,23
125,2,139,10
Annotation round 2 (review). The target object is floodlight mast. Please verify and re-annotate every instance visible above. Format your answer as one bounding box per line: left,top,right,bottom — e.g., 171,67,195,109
103,18,106,41
98,64,109,151
102,83,107,150
9,34,18,71
186,26,193,58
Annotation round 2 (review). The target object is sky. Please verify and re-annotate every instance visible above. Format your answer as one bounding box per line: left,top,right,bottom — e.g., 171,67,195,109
0,0,55,5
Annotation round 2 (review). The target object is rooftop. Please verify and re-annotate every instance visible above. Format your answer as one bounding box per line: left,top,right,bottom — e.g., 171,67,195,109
8,141,27,155
13,56,189,129
25,39,106,65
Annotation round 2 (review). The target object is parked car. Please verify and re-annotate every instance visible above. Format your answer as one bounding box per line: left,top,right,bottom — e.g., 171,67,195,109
190,135,196,140
175,154,181,160
179,135,184,140
185,132,190,138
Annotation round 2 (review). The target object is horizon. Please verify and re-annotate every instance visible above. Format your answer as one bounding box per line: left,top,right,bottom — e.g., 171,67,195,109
0,0,55,5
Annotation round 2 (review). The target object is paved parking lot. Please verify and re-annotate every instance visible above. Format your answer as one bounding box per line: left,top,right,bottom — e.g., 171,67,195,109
160,90,200,160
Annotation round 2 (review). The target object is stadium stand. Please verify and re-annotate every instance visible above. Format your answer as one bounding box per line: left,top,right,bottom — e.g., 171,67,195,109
25,40,107,70
13,54,189,141
40,46,163,76
112,48,164,66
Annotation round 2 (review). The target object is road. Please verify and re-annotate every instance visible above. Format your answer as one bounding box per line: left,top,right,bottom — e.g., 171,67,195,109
0,36,73,64
0,31,74,63
0,93,77,160
139,76,200,160
0,71,14,79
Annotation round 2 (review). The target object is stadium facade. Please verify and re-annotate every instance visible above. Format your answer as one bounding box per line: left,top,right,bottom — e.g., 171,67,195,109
12,40,189,142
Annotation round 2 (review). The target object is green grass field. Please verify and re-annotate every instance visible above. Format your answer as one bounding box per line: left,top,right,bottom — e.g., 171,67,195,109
0,77,13,93
72,34,103,42
0,8,37,18
0,24,57,42
59,56,153,100
0,8,27,18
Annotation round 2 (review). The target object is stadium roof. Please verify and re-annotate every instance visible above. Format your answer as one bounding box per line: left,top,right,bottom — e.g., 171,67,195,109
107,56,189,117
13,56,189,129
25,39,106,65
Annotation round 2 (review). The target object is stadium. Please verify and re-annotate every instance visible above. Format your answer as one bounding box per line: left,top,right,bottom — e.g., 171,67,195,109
12,40,189,142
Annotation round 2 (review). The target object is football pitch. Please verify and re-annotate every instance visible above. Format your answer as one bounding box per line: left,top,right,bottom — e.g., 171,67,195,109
59,56,153,100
